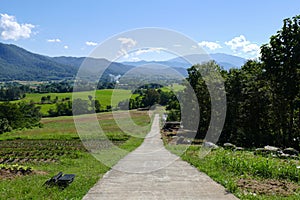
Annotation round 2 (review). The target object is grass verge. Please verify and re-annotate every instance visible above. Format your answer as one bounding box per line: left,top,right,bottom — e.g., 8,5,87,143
167,145,300,200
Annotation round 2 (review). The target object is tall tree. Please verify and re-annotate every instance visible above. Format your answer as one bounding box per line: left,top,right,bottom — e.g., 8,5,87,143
261,15,300,147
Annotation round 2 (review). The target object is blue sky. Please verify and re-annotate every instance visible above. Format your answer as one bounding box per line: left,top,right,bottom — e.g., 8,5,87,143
0,0,300,60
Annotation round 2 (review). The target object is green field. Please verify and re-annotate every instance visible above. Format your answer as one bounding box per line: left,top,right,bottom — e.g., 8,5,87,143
0,110,151,199
7,89,136,115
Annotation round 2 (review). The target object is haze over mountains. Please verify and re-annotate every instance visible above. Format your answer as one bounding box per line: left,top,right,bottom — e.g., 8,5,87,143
0,42,247,81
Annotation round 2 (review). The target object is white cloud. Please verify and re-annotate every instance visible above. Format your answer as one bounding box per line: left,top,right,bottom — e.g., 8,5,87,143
47,38,61,43
225,35,260,57
0,13,35,40
117,37,137,58
117,37,137,48
64,45,69,49
135,47,164,56
198,41,222,50
85,41,98,46
130,57,141,62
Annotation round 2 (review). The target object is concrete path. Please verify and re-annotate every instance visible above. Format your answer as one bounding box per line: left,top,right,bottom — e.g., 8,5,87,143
83,114,238,200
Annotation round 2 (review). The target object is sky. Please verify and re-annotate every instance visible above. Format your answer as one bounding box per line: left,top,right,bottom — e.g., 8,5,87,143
0,0,300,60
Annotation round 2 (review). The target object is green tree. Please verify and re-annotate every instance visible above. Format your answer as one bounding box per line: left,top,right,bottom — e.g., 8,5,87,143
94,100,101,113
261,15,300,147
142,89,160,107
0,118,12,134
72,99,90,115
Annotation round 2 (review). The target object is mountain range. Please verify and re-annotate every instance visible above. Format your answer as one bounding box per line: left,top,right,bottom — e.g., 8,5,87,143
0,42,247,81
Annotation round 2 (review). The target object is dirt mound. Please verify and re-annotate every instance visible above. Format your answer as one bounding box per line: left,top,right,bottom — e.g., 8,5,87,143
0,168,32,179
237,178,299,196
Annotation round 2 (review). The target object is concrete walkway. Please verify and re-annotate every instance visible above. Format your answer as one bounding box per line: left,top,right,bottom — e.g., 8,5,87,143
83,114,239,200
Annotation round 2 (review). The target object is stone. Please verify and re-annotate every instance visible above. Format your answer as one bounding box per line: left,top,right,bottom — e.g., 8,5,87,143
234,147,244,151
254,148,269,155
203,142,219,149
279,153,290,159
223,143,236,150
283,148,299,156
264,145,281,152
176,136,185,144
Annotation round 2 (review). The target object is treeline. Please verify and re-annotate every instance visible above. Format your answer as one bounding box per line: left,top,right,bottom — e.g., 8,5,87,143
0,102,41,134
0,83,32,101
0,80,118,100
47,97,102,117
118,87,180,121
186,15,300,150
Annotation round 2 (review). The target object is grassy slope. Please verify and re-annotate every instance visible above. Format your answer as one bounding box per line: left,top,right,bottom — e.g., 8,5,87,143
0,110,151,200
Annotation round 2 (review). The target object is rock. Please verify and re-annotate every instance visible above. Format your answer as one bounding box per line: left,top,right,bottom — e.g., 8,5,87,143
176,136,185,144
254,148,269,155
279,153,291,159
264,145,281,152
291,155,298,159
223,143,236,150
169,136,178,145
203,142,219,149
283,148,299,156
185,139,192,144
234,147,244,151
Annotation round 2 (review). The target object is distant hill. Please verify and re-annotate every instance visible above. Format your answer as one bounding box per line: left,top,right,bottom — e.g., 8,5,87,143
0,43,77,81
124,53,247,72
0,42,247,81
51,56,134,80
210,53,247,69
0,43,134,81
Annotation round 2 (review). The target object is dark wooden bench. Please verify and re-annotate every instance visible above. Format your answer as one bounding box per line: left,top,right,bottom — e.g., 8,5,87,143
44,172,75,189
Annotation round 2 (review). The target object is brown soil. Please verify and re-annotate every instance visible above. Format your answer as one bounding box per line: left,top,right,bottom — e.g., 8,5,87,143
237,178,299,196
0,168,47,179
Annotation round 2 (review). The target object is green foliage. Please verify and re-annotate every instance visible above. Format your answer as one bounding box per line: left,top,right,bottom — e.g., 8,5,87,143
260,15,300,148
185,15,300,149
0,83,32,101
186,61,224,138
0,118,11,133
0,102,41,134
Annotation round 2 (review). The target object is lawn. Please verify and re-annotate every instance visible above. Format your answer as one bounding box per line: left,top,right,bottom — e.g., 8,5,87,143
0,110,151,200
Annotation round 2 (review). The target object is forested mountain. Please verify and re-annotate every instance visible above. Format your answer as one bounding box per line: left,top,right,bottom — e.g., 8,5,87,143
51,56,134,80
0,43,134,81
0,43,77,81
0,42,246,81
123,53,246,71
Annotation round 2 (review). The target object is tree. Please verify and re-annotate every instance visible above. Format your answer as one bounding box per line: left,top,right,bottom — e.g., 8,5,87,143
72,99,90,115
142,89,160,107
0,102,41,133
94,100,101,113
186,61,225,139
261,15,300,147
0,118,12,134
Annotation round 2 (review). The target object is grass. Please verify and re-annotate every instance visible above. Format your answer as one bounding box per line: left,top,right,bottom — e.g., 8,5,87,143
167,145,300,200
0,110,151,200
3,89,136,115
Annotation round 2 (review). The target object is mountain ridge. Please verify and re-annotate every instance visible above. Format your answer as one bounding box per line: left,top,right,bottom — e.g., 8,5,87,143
0,42,247,81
